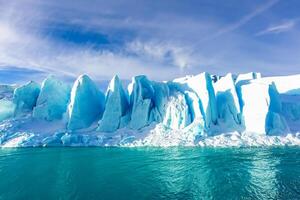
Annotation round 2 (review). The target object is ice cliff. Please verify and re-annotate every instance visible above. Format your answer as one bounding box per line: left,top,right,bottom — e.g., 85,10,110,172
68,75,105,130
0,72,300,147
98,75,129,132
33,76,70,121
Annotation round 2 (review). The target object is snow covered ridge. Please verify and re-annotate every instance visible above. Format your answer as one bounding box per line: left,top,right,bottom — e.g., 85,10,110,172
0,72,300,147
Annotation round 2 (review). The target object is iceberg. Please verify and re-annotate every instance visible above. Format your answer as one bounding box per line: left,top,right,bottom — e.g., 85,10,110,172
33,76,70,121
98,75,129,132
183,91,205,124
281,95,300,132
239,80,288,135
214,73,241,126
128,76,155,130
0,99,15,121
167,81,205,133
0,85,16,121
262,74,300,133
255,74,300,94
0,85,15,100
235,72,261,84
13,81,40,116
174,72,218,129
149,81,170,123
162,91,191,130
67,75,105,130
127,77,170,130
265,83,289,135
0,72,300,147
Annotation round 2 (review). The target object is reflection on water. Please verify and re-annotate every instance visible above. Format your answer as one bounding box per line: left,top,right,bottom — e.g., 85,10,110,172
0,147,300,200
248,150,279,199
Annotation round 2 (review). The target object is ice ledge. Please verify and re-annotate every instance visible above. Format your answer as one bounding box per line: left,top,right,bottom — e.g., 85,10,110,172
1,118,300,148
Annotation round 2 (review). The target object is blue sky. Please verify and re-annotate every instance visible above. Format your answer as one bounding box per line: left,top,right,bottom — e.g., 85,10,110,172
0,0,300,82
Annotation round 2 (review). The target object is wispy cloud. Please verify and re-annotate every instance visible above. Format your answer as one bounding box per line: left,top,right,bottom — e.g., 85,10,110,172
0,20,191,81
126,41,197,69
203,0,280,41
0,0,300,83
256,20,297,36
0,1,213,80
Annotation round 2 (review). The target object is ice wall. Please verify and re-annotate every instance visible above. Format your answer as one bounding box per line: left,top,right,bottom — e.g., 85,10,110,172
239,81,288,135
214,73,241,126
33,76,70,121
68,75,105,130
235,72,261,85
13,81,40,115
98,75,129,132
1,72,300,146
162,91,191,129
0,99,15,121
174,72,218,128
128,76,155,130
149,81,169,123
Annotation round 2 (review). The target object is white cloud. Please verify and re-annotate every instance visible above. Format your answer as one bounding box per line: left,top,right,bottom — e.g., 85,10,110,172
0,1,212,81
0,0,300,83
126,40,196,69
0,20,187,81
256,20,296,36
202,0,279,41
0,22,18,43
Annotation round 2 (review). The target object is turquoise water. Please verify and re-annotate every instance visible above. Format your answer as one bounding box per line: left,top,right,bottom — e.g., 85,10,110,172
0,147,300,200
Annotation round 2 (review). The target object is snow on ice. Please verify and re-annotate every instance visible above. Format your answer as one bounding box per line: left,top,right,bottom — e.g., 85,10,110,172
0,72,300,147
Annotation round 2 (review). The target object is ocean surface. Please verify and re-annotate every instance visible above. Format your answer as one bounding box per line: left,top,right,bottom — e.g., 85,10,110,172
0,147,300,200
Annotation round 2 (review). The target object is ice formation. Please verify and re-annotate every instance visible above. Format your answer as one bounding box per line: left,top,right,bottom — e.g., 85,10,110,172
239,81,288,134
128,76,155,130
214,73,241,127
67,75,105,130
174,73,218,129
235,72,261,84
0,85,16,121
0,72,300,147
13,81,40,116
0,99,15,121
162,92,191,130
33,76,70,121
98,75,129,132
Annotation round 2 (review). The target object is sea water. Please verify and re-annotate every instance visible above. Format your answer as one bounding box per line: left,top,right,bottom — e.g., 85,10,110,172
0,147,299,199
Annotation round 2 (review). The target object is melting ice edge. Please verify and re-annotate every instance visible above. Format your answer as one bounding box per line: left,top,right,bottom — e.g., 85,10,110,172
0,72,300,147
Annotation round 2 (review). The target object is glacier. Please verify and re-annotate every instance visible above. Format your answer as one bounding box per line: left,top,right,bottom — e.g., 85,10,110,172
128,75,154,130
33,76,70,121
67,75,105,130
0,72,300,147
97,75,129,132
214,73,241,127
13,81,40,116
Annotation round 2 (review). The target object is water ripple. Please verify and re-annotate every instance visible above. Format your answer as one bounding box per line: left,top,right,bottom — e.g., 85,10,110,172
0,147,299,199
